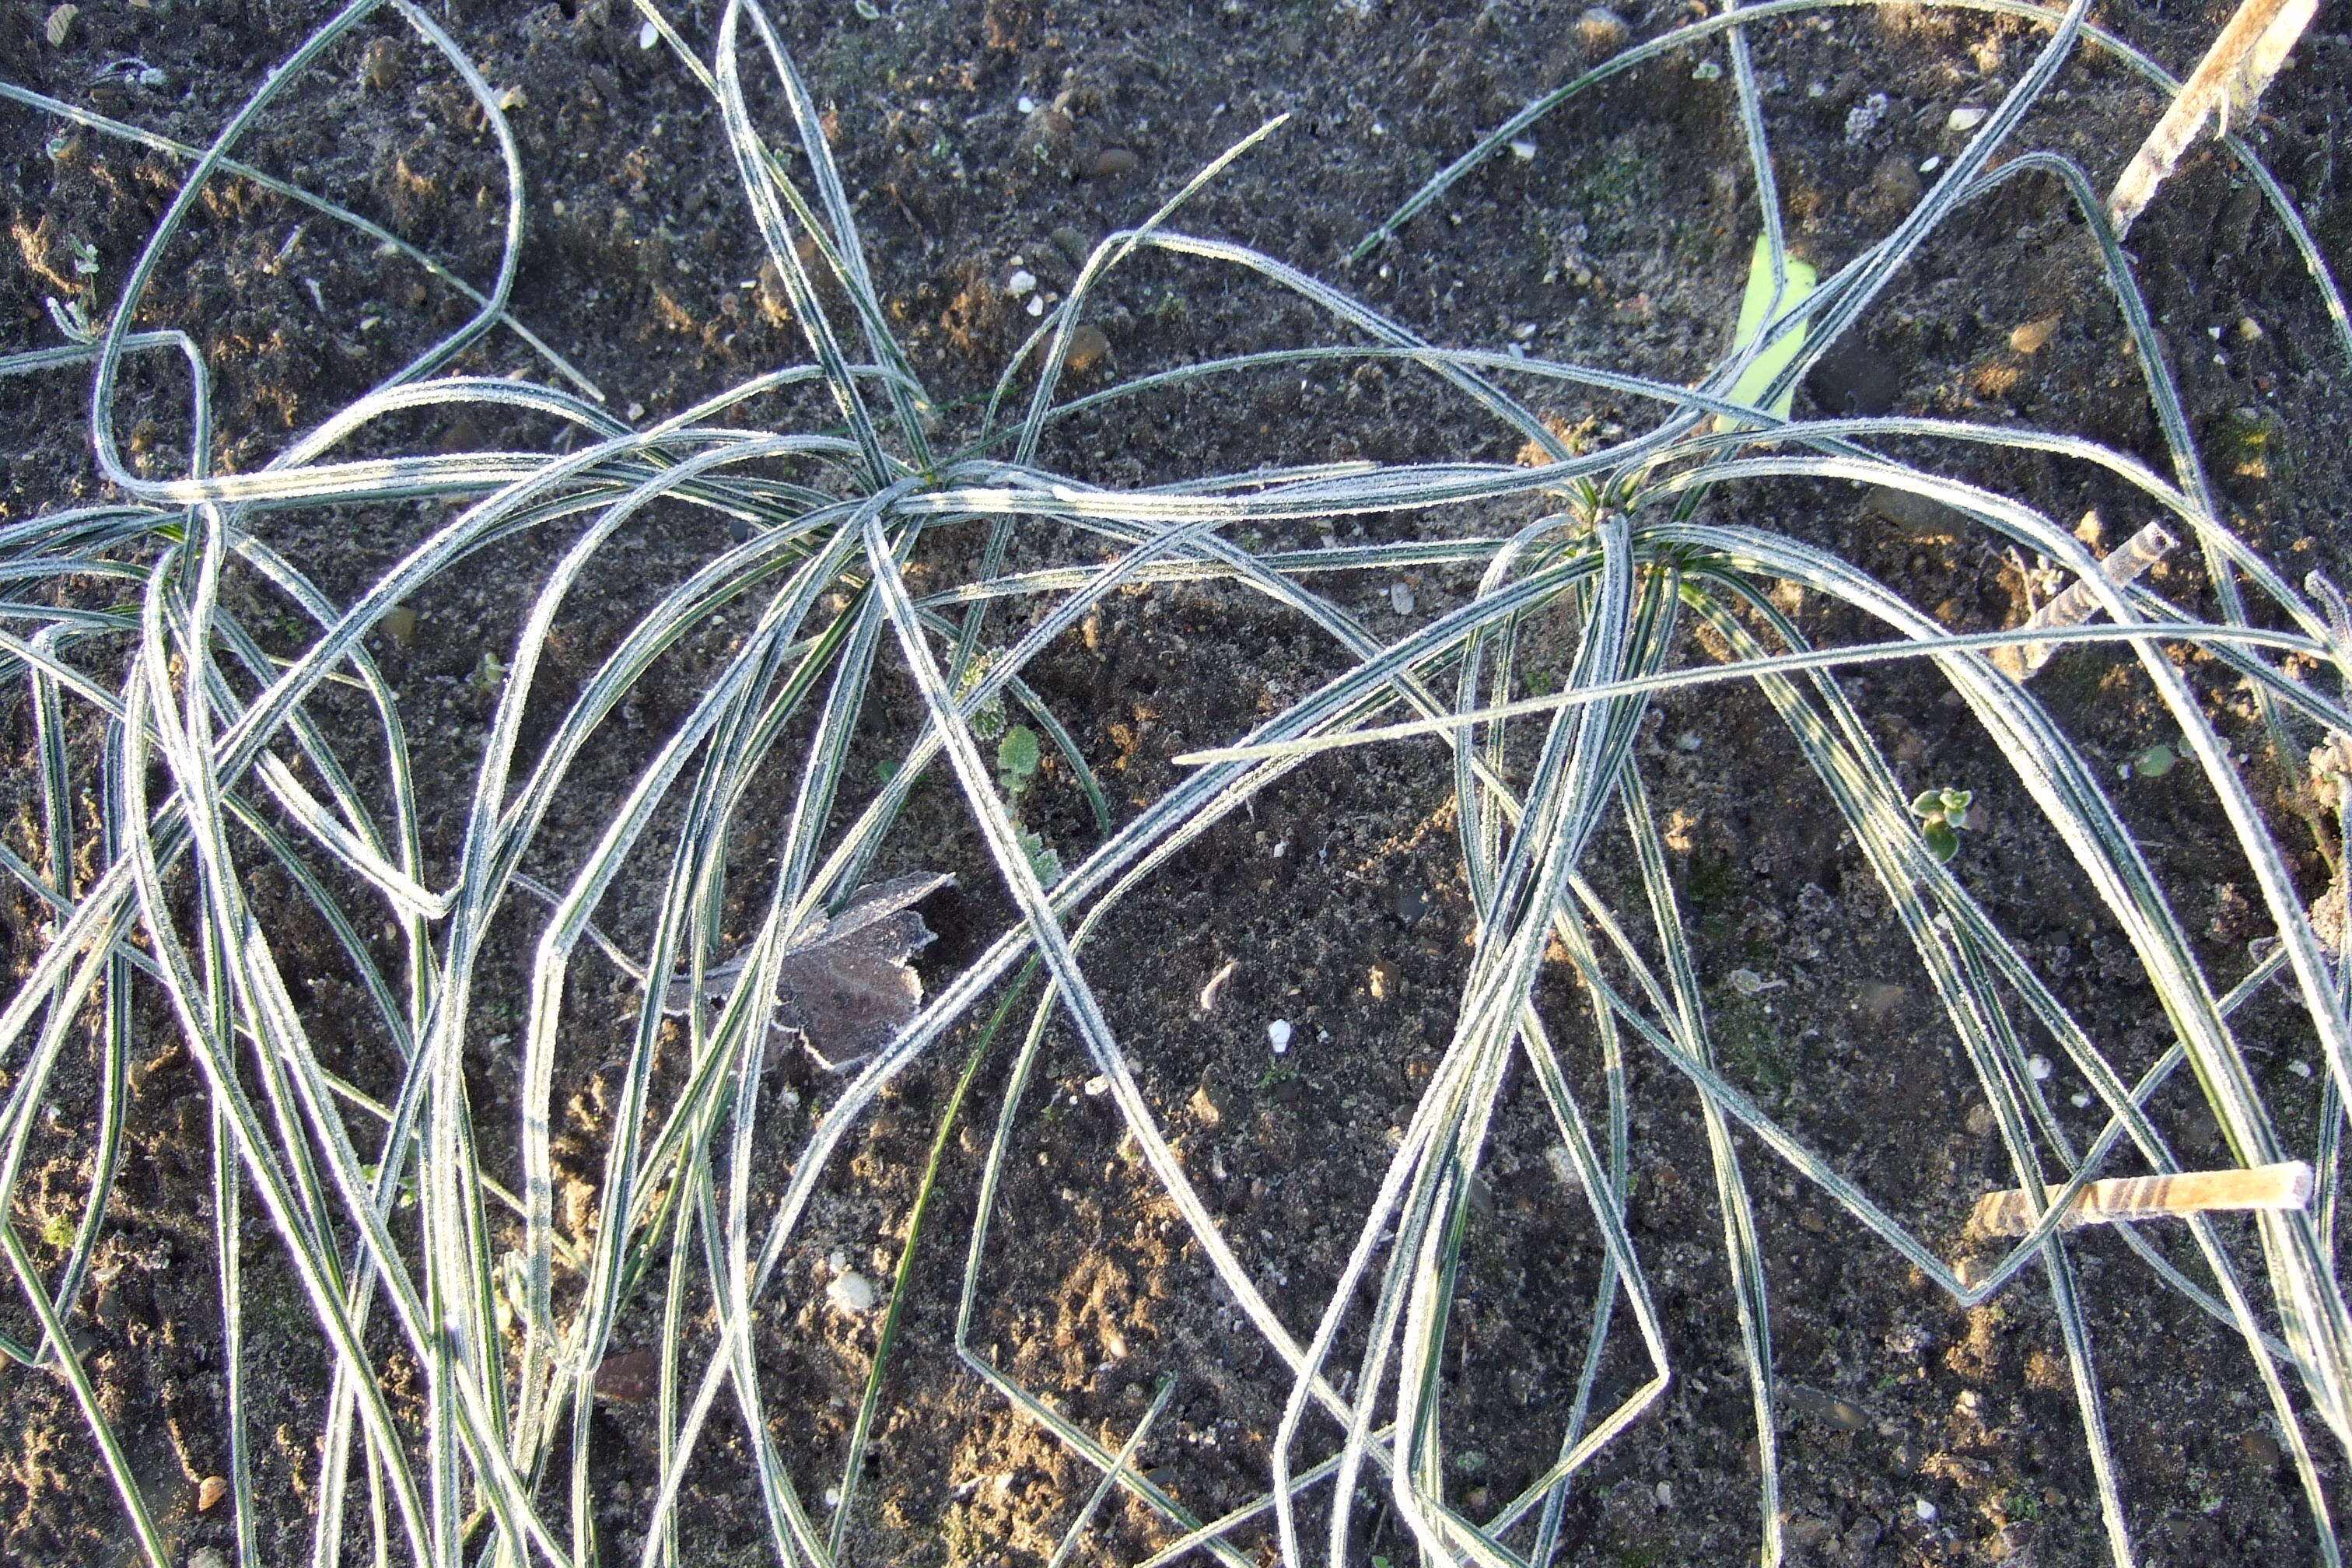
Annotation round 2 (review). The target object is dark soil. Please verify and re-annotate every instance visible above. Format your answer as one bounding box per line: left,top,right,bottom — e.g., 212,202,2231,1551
5,2,2352,1566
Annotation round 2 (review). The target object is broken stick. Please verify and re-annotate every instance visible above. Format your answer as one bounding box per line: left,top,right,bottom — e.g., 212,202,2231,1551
2105,0,2321,240
1970,1160,2312,1237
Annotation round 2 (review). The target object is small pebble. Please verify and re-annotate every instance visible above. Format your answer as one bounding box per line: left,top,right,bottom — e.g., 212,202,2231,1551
2070,1092,2091,1109
1576,7,1629,54
362,38,400,93
1368,959,1398,1001
1507,138,1537,162
198,1475,228,1511
1025,296,1045,317
1786,1384,1870,1431
1654,1481,1674,1508
1083,1074,1109,1097
189,1550,229,1568
1918,155,1941,174
1188,1080,1227,1125
1062,323,1110,374
2237,316,2263,342
1005,268,1038,297
1948,105,1990,132
2291,1060,2314,1079
1089,147,1139,180
380,604,419,649
2242,1428,2284,1469
2027,1055,2052,1081
1268,1019,1292,1055
823,1486,842,1509
1017,94,1038,114
2009,314,2061,355
1915,1496,1938,1522
828,1270,880,1314
637,18,659,48
1388,581,1416,614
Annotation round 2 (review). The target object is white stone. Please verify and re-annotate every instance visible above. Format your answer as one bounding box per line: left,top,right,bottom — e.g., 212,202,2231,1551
1268,1019,1293,1055
1006,268,1038,297
828,1270,880,1314
1948,105,1990,132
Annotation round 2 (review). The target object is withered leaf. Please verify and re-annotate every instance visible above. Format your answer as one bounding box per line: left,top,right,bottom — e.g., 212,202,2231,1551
663,873,952,1071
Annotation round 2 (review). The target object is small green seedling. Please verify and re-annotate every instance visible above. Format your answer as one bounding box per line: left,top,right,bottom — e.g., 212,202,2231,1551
955,649,1008,740
996,724,1061,883
469,649,507,697
1909,786,1972,863
997,723,1041,802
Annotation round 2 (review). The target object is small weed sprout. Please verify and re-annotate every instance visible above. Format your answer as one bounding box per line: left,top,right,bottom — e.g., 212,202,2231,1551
996,724,1059,882
956,648,1010,740
1909,786,1974,864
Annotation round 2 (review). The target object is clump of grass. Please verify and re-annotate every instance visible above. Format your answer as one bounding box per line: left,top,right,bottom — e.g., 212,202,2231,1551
3,2,2351,1566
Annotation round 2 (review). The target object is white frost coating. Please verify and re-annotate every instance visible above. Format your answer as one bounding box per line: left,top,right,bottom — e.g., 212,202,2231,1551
1844,92,1889,144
